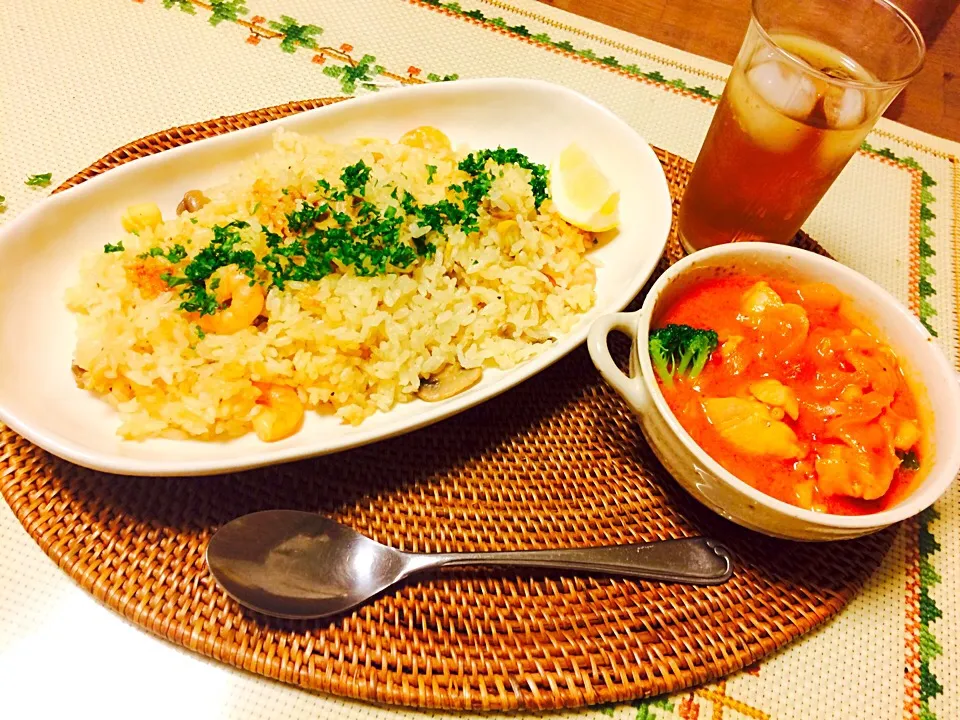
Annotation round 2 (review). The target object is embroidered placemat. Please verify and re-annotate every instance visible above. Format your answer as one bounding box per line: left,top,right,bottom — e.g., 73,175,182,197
0,99,897,712
0,1,957,718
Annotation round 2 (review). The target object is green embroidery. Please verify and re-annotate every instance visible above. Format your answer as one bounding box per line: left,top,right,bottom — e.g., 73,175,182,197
162,0,196,13
632,698,674,720
413,0,721,100
208,0,247,26
917,507,943,719
323,54,384,93
268,14,322,53
860,140,939,336
150,1,457,93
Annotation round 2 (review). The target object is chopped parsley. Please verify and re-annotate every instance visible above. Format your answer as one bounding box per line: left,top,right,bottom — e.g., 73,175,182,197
459,148,548,207
263,199,416,288
340,160,371,196
161,221,255,316
189,217,198,224
139,244,187,263
287,202,330,233
195,326,206,340
0,194,5,210
25,173,52,188
251,201,261,214
157,148,550,314
103,241,125,253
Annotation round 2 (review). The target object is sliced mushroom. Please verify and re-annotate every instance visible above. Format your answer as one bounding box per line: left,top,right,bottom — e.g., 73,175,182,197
176,189,210,215
416,364,483,402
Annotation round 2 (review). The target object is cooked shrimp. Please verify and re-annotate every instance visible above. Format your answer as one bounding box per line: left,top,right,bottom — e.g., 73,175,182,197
197,266,265,335
252,383,304,442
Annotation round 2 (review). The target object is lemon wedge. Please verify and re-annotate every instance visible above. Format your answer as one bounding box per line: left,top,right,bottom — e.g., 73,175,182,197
549,144,620,232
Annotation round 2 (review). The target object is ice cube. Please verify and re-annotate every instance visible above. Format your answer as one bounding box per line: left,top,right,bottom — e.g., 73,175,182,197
747,61,818,121
750,44,780,68
823,87,866,129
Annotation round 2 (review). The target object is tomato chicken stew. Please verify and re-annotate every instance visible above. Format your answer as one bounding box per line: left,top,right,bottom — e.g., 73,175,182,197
649,275,925,515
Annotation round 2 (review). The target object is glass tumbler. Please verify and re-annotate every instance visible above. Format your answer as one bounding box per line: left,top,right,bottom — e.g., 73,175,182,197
677,0,926,253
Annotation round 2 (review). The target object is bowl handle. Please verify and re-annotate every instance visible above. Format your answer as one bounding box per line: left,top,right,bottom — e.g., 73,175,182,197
588,311,653,415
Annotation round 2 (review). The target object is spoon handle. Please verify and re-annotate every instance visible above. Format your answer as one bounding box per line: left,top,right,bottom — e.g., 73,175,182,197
408,537,733,585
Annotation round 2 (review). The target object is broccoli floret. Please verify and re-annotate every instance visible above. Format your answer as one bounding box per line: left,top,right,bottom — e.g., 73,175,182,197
648,324,719,386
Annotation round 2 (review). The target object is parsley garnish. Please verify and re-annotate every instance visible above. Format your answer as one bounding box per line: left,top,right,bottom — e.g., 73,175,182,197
251,201,261,214
264,199,416,288
25,173,52,188
164,244,188,263
162,221,256,316
287,202,330,233
103,241,125,253
459,148,548,207
140,244,187,263
195,326,206,340
156,148,549,317
189,217,198,224
340,160,371,196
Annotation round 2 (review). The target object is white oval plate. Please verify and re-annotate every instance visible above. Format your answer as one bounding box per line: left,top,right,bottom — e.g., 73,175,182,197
0,79,671,476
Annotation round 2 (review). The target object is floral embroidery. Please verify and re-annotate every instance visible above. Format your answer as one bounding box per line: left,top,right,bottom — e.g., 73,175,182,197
151,0,457,93
268,14,322,53
862,140,939,336
208,0,247,26
412,0,717,99
918,507,943,719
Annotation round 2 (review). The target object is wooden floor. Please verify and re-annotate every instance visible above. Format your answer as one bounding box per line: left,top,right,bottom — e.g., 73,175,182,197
539,0,960,142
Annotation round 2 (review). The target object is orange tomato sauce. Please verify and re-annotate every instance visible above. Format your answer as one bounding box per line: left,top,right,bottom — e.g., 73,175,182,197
656,275,924,515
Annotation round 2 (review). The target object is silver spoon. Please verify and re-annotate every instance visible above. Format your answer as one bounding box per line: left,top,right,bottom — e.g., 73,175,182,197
206,510,734,619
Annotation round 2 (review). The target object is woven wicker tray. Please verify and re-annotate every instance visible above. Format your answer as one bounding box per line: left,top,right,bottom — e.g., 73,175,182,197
0,98,894,711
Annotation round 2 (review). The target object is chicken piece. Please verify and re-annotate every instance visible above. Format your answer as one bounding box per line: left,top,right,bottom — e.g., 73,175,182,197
738,282,809,360
739,281,783,318
893,419,921,452
815,444,894,500
718,335,749,375
797,282,843,311
702,397,803,459
749,378,799,420
793,480,817,510
839,384,863,403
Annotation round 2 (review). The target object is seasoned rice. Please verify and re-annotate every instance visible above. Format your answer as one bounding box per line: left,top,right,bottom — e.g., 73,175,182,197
66,128,598,440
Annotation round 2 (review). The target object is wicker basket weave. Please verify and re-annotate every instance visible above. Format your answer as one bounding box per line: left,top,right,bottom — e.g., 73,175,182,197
0,97,894,711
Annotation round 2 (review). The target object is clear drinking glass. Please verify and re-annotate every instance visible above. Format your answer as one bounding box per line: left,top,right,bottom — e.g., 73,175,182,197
677,0,926,253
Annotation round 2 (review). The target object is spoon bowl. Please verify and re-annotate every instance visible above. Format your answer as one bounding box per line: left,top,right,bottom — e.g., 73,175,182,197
206,510,734,619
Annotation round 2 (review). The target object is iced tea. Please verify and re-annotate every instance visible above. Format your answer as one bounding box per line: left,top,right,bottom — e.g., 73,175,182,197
677,0,925,253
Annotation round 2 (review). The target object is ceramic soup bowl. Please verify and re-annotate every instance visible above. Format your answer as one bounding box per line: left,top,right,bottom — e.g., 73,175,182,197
588,243,960,541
